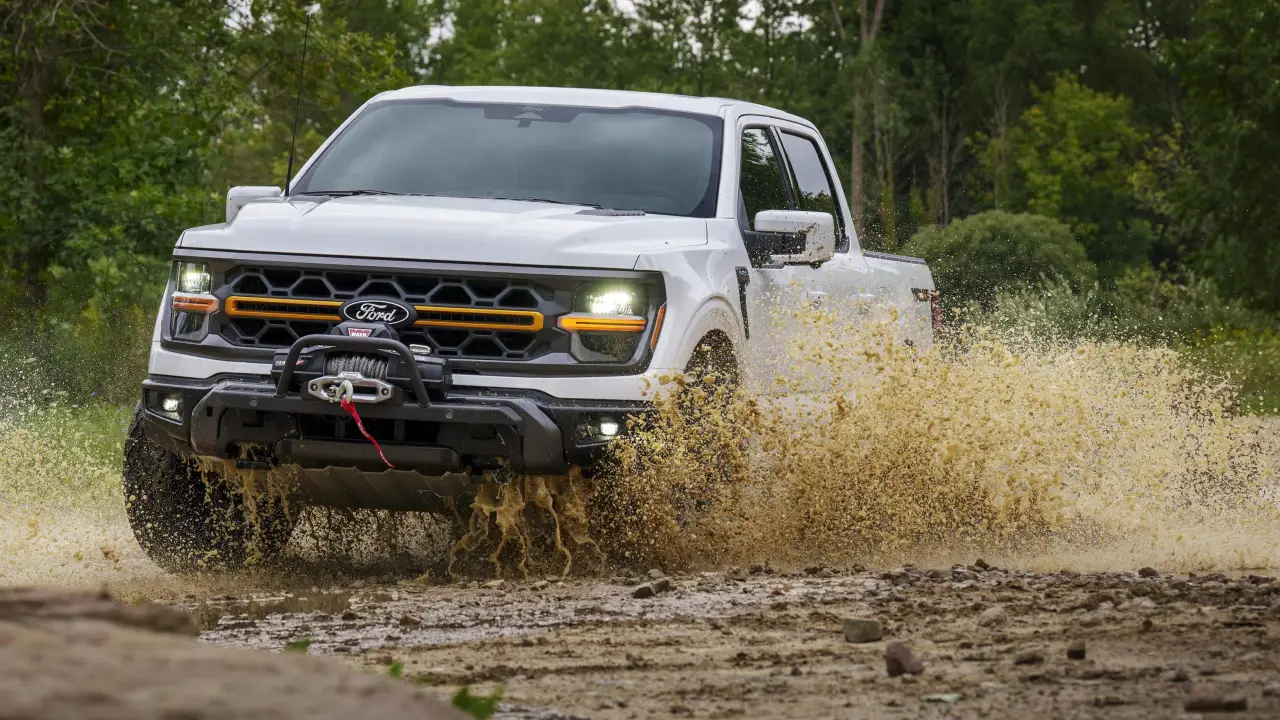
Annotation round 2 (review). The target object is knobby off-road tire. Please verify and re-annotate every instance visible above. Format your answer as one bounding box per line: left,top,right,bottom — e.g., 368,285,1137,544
123,408,296,573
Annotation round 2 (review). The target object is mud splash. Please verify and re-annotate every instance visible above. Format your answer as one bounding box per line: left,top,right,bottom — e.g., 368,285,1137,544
448,471,599,578
2,306,1278,588
584,311,1280,573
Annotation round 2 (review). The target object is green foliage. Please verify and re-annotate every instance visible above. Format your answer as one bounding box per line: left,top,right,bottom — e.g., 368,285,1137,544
387,660,404,678
451,686,503,720
993,75,1151,274
1175,0,1280,312
903,211,1096,308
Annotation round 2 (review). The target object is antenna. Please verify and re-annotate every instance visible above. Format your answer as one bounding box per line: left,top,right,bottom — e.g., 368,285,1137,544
283,6,318,195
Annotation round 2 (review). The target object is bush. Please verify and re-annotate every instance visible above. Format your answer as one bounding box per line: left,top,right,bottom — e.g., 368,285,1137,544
903,211,1096,308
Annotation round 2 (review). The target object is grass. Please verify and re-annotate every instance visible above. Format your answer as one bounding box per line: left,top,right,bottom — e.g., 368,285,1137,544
451,686,503,720
284,638,313,653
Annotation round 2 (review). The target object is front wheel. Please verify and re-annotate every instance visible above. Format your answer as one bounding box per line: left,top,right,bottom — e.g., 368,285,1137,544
123,409,296,572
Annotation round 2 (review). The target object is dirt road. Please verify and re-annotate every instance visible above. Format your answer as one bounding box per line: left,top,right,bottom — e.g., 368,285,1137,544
190,563,1280,718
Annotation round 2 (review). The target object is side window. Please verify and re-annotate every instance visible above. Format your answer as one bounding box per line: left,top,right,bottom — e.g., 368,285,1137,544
778,132,848,252
738,128,790,231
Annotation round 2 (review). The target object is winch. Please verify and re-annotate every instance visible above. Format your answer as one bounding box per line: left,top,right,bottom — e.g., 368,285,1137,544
269,321,451,407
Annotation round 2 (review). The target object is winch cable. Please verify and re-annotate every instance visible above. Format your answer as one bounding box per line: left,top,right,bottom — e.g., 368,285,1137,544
329,378,395,469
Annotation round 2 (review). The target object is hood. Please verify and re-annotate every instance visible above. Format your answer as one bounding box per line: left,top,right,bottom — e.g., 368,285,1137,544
179,195,708,269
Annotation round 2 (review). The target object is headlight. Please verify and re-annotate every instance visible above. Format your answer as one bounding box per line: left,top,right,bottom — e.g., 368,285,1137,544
586,289,639,316
170,262,216,342
176,262,212,294
559,283,649,363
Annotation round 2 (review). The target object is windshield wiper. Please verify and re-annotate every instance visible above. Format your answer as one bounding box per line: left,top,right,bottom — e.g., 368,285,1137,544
294,189,406,197
481,196,603,209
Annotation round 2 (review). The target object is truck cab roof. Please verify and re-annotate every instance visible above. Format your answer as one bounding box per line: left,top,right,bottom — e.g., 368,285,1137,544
372,85,816,129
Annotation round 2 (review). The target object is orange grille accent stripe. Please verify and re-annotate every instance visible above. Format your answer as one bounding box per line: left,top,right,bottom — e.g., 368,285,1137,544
225,296,342,322
413,305,544,332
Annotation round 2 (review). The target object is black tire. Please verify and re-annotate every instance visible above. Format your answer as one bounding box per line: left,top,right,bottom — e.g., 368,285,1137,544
123,408,296,573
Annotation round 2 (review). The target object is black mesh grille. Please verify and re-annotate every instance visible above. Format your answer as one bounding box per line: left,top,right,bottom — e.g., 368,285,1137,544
215,266,563,361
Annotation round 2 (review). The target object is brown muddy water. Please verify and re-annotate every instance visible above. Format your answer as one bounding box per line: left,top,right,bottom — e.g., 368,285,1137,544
2,316,1279,717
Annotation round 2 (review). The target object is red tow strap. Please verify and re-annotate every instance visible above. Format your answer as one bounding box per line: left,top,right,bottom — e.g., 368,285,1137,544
340,396,395,469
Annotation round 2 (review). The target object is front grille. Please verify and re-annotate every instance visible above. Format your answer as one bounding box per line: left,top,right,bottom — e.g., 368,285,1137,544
214,266,563,360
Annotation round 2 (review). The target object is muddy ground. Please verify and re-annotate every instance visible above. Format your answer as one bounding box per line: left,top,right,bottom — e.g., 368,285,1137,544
187,563,1280,718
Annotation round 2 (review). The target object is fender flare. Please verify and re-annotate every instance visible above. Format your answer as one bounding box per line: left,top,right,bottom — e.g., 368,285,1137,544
669,296,743,371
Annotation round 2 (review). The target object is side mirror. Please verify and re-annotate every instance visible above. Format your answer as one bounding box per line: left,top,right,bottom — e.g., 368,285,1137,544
226,186,283,223
752,210,836,266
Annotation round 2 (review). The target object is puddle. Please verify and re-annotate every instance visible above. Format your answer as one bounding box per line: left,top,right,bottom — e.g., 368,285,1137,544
189,591,357,633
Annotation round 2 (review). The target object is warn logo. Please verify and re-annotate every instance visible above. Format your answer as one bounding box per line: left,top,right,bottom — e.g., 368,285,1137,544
346,327,373,338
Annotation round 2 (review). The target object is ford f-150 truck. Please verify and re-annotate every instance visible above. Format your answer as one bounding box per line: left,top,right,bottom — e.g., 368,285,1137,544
125,86,937,571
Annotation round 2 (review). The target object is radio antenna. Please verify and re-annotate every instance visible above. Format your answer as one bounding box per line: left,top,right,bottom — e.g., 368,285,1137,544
283,8,316,196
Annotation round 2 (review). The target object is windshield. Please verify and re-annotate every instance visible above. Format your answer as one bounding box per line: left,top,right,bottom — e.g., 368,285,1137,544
293,100,723,217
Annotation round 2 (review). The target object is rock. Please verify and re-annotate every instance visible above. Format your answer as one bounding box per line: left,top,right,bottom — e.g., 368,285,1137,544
647,568,664,579
652,578,675,593
0,588,466,720
842,617,884,644
1138,567,1160,578
885,642,924,677
482,579,504,589
1066,639,1087,660
923,693,961,704
1093,695,1129,707
1262,683,1280,698
340,610,360,622
1185,689,1247,713
532,580,550,591
1163,668,1190,683
1013,651,1045,666
397,615,421,628
790,665,802,676
976,606,1007,627
632,584,656,599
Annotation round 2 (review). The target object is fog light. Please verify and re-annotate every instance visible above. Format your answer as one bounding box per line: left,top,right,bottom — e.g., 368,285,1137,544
599,420,620,437
161,396,181,413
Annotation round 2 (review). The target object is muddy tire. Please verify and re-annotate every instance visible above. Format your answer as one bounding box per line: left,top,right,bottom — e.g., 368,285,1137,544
672,336,742,520
123,409,295,573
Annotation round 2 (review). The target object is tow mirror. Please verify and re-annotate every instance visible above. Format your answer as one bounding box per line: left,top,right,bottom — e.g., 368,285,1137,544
226,186,283,223
749,209,837,267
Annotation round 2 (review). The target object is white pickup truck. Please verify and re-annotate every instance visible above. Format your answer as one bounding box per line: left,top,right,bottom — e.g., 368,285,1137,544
125,86,937,570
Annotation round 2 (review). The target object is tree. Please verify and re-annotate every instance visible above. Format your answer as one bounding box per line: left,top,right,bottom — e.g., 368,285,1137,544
1176,0,1280,312
987,75,1150,276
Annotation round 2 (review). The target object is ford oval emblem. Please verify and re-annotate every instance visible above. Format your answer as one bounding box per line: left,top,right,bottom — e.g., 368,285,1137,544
339,298,415,327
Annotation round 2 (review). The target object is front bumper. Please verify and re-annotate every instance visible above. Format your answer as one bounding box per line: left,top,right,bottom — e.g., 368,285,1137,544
139,374,648,479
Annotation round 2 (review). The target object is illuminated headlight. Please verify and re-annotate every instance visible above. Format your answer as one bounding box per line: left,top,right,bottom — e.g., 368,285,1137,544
587,290,638,316
561,284,649,363
176,262,212,294
599,419,620,437
170,261,215,342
